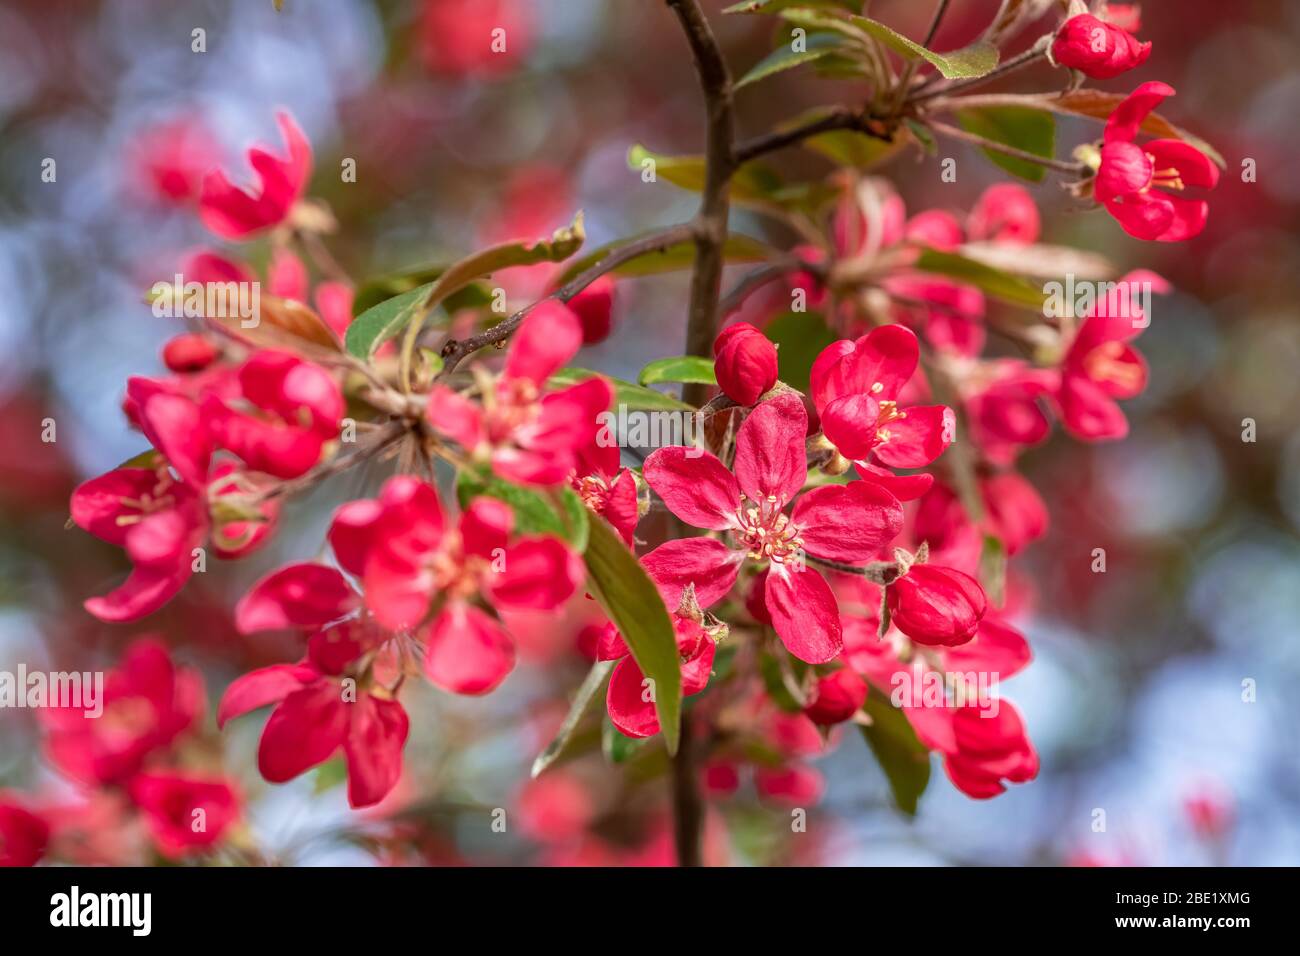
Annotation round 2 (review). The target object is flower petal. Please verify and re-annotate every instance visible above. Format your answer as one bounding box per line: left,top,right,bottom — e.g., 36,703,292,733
764,567,842,663
235,563,358,634
733,393,808,505
640,537,742,608
872,404,955,469
257,681,349,784
217,663,318,728
344,695,409,808
423,602,516,695
794,481,903,563
504,300,582,386
488,535,584,611
643,446,740,531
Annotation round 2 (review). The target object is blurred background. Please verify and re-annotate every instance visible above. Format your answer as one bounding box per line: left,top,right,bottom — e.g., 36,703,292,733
0,0,1297,865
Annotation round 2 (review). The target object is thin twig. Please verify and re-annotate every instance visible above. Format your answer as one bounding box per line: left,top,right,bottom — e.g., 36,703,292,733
910,43,1049,104
666,0,735,411
732,107,891,165
430,223,696,381
926,119,1084,174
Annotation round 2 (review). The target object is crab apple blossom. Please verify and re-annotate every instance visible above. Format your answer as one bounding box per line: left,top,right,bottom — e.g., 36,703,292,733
0,797,49,867
943,701,1039,799
713,322,779,406
129,116,219,205
1054,270,1168,440
218,625,409,809
886,560,988,647
572,429,640,545
965,184,1041,245
643,393,903,663
42,639,204,786
1096,83,1220,242
348,476,584,694
199,111,311,239
598,616,717,739
426,301,613,486
802,667,868,726
810,324,955,499
1051,13,1151,79
128,772,240,859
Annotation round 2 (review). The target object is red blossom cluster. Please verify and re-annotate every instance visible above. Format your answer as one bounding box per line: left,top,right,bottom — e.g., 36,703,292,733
3,0,1225,866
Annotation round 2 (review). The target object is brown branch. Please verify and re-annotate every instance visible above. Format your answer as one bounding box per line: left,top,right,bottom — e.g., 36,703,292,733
909,42,1050,104
732,106,892,165
431,223,696,380
666,0,735,411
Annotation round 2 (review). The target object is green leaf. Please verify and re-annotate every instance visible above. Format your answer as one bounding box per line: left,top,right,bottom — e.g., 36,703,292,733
601,717,647,763
638,356,717,388
549,367,695,412
351,265,492,317
456,473,590,552
980,533,1007,608
582,515,681,754
345,213,585,359
780,9,999,79
852,18,998,79
913,248,1048,311
629,145,790,208
764,310,838,393
555,232,772,286
736,31,847,89
531,660,614,777
859,690,931,816
955,107,1056,183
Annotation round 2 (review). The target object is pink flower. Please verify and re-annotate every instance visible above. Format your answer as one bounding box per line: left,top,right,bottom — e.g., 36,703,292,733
942,701,1039,799
129,117,219,205
713,322,779,406
1051,13,1151,79
202,349,344,479
517,772,595,843
70,464,207,622
0,796,49,867
810,324,955,500
1054,270,1168,440
43,639,205,786
218,628,409,809
199,111,312,239
419,0,533,77
802,668,868,726
161,333,220,374
965,360,1058,465
598,618,716,738
128,772,240,858
642,394,904,663
571,430,639,545
966,184,1040,245
568,276,615,345
1096,83,1219,242
350,476,585,694
426,302,612,486
886,562,987,647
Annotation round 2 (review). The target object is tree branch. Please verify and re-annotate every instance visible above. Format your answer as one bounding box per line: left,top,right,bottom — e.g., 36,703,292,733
926,119,1084,174
431,223,696,380
732,106,892,165
666,0,735,411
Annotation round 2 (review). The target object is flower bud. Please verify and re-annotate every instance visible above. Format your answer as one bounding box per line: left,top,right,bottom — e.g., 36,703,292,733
802,668,868,726
886,564,986,646
713,322,778,406
161,333,219,373
1051,14,1150,80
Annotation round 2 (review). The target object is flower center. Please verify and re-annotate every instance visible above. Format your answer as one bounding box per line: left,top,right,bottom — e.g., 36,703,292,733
1083,341,1142,390
429,533,489,600
733,494,803,564
874,399,908,444
574,473,610,512
1143,156,1185,193
485,377,541,443
115,473,178,527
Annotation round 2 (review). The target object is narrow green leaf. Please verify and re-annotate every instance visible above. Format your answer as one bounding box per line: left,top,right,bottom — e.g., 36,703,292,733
859,690,931,816
601,716,646,763
764,310,838,393
853,18,998,79
549,367,695,412
638,355,717,388
351,265,492,316
980,533,1007,608
456,472,590,552
913,248,1048,311
736,31,846,89
345,213,585,359
955,107,1056,183
555,232,772,286
531,660,615,777
582,515,681,754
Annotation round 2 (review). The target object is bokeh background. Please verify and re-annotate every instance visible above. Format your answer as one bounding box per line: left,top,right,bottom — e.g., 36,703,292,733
0,0,1297,865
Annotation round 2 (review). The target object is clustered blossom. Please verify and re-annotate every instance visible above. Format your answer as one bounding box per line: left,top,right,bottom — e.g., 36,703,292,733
2,0,1221,868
